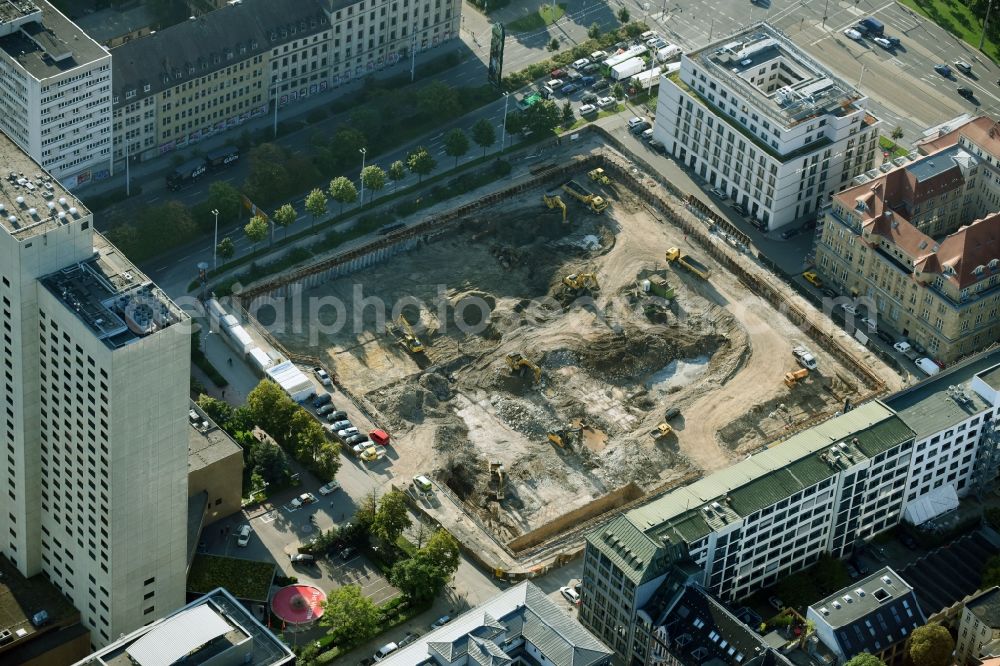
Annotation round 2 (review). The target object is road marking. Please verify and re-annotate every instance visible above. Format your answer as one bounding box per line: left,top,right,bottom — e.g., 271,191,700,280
148,196,160,203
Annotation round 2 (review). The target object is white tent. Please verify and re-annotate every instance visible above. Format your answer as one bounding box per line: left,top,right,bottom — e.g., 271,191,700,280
267,361,314,402
903,484,959,526
247,347,272,375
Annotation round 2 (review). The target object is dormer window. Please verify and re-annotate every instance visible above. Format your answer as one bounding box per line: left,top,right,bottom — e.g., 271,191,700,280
143,84,151,92
125,89,136,99
974,265,985,275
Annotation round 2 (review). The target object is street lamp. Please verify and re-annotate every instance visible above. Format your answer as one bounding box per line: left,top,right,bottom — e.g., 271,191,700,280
359,147,367,204
211,208,220,270
500,92,509,154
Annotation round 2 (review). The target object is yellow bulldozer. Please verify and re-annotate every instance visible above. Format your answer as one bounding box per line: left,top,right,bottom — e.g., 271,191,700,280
588,168,611,185
542,191,569,224
388,314,425,354
784,368,809,388
650,423,673,439
562,272,600,292
505,352,542,383
547,426,581,449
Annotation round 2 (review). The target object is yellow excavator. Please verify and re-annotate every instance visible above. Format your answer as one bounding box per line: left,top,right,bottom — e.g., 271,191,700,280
389,314,425,354
542,191,568,224
784,368,809,388
505,352,542,383
488,461,506,500
588,168,610,185
547,426,581,449
562,273,600,292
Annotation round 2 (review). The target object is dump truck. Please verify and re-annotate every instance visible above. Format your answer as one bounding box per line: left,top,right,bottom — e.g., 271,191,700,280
562,180,608,213
542,191,568,223
665,247,712,279
650,423,673,439
784,368,809,388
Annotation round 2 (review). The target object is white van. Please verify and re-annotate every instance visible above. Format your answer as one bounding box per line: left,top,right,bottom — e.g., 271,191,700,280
374,642,399,661
915,357,940,376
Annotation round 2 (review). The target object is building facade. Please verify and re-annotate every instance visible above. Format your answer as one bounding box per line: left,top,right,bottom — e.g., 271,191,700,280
0,130,190,647
188,403,245,526
957,587,1000,665
111,0,460,163
651,22,879,230
580,350,1000,665
0,0,112,188
814,116,1000,363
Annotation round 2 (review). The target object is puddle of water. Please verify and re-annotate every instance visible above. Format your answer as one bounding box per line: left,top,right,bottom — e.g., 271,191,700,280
647,355,711,393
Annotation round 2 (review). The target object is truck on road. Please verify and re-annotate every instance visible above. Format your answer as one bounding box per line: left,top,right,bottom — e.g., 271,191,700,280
665,247,711,279
205,145,240,169
166,145,240,190
858,17,884,36
561,180,608,213
610,56,646,81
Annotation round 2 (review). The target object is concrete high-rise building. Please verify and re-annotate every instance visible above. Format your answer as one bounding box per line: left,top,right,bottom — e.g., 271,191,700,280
0,130,190,647
651,22,880,231
0,0,112,188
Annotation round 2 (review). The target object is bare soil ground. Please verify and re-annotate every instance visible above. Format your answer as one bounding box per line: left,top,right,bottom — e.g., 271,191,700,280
275,181,865,539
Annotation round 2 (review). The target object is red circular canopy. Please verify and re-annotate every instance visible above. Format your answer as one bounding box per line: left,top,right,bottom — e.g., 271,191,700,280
271,584,326,624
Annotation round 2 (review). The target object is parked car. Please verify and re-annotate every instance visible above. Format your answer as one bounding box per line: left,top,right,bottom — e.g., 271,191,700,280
431,615,452,629
627,116,648,129
317,403,336,416
780,227,800,239
572,57,590,70
560,82,580,95
560,586,582,605
629,121,652,135
641,127,655,140
934,63,952,77
592,79,611,92
413,475,434,494
352,441,370,456
346,433,369,446
373,642,399,662
843,28,863,41
768,596,784,611
840,303,858,315
876,330,895,345
847,563,861,579
550,68,566,78
290,492,317,508
648,138,666,153
582,63,600,74
326,410,348,422
821,288,837,299
579,103,598,116
709,187,727,199
370,429,391,446
329,419,352,430
731,202,749,216
236,524,252,547
313,367,332,386
337,427,360,439
290,553,315,564
590,50,608,61
580,92,598,104
861,316,877,330
873,37,893,50
312,393,333,408
803,271,823,287
580,75,596,86
954,60,972,75
318,480,341,495
596,95,616,108
893,341,912,353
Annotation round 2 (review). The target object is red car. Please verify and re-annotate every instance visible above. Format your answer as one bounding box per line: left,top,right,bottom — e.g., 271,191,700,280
370,429,391,446
550,68,566,79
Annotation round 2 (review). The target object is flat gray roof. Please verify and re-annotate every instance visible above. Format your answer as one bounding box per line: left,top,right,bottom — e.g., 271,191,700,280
884,348,1000,439
188,403,242,472
0,129,88,239
905,144,964,183
811,567,914,629
73,4,153,44
0,0,107,80
40,234,186,349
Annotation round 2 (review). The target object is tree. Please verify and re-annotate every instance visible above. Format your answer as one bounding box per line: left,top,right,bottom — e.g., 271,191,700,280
416,80,461,119
304,188,328,228
207,181,242,223
243,143,292,205
617,6,630,23
547,37,560,51
505,111,525,136
891,125,904,142
328,176,358,214
197,394,233,426
360,164,386,203
246,438,291,487
245,380,297,443
443,128,470,167
588,22,601,39
389,529,460,602
387,159,406,191
844,655,886,666
354,490,378,536
320,585,380,644
243,215,267,255
216,237,235,260
373,490,411,545
421,529,460,572
407,146,437,183
612,82,625,100
522,100,561,136
289,410,325,462
471,118,496,157
328,127,367,167
272,203,296,240
909,624,954,666
562,100,574,125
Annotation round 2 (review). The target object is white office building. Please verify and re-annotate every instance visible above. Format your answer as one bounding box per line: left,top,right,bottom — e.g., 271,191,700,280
652,22,880,230
0,129,190,646
0,0,112,188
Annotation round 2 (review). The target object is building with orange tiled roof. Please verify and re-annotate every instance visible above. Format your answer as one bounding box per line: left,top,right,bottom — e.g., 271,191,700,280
815,118,1000,364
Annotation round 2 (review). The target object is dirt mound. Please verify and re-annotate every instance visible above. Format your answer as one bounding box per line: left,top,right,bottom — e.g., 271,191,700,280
494,397,552,439
368,378,452,429
419,371,452,401
574,328,725,385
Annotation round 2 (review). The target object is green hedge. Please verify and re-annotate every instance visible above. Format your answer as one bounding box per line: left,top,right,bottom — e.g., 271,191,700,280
187,554,275,602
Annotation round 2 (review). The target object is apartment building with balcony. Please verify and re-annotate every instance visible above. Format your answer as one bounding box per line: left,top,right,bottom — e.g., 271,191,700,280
111,0,460,163
814,116,1000,363
0,130,190,647
0,0,112,188
580,349,1000,665
651,22,879,231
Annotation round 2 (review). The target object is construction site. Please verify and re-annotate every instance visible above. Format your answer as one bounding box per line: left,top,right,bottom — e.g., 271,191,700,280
259,146,889,549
